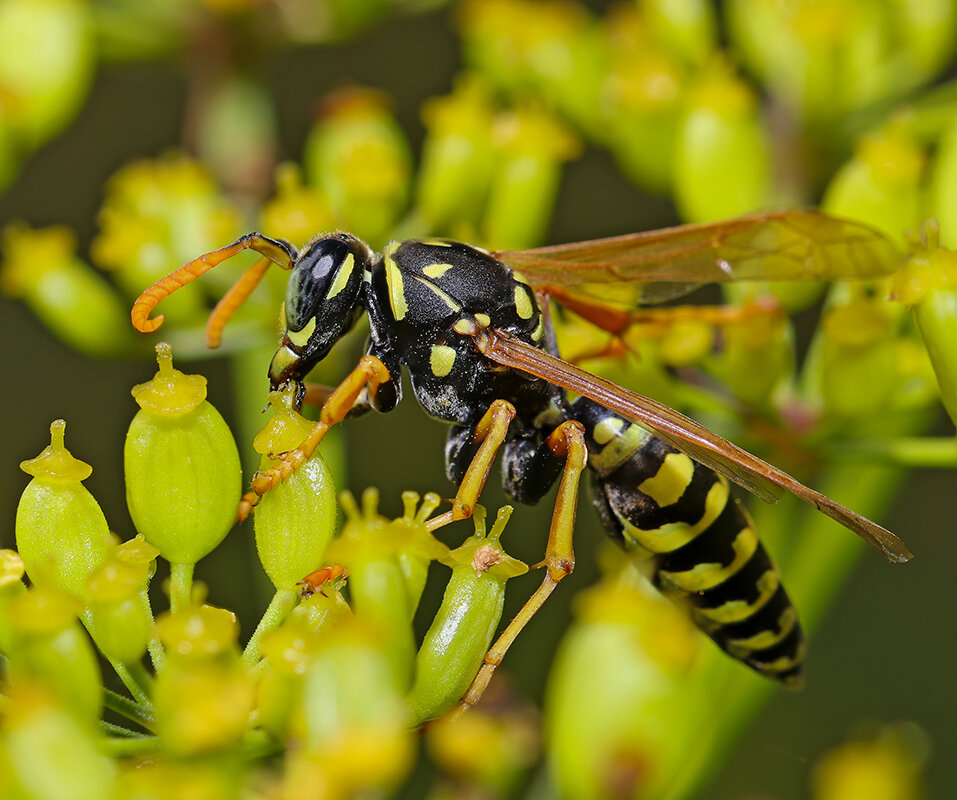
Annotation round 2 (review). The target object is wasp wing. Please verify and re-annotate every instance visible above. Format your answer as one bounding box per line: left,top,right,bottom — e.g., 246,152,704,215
494,210,901,308
477,329,912,563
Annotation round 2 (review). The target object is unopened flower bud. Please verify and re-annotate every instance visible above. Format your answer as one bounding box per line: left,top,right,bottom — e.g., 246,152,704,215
125,342,241,565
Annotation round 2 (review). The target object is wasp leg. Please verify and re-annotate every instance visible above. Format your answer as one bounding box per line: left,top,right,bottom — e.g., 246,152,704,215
205,256,272,348
454,419,587,716
131,232,297,334
427,400,518,532
236,355,393,521
546,285,779,340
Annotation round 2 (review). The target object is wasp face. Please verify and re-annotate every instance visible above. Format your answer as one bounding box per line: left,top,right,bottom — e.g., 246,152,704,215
268,233,371,391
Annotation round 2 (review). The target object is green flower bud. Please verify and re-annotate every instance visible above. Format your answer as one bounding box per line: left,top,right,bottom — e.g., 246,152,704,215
895,0,957,82
416,78,497,233
818,295,898,420
303,88,411,248
409,506,527,724
0,0,94,147
253,386,336,591
811,724,928,800
930,114,957,250
546,567,701,800
153,602,254,754
91,154,241,312
325,489,416,688
257,586,352,740
391,491,447,617
704,310,794,409
4,586,102,725
425,703,540,795
483,107,580,249
3,688,115,800
460,0,604,135
642,0,717,67
195,76,277,198
0,550,26,653
85,551,154,665
125,343,242,566
673,63,772,223
822,123,925,247
260,163,335,248
0,223,135,357
299,618,414,794
16,420,113,599
602,8,684,193
890,226,957,425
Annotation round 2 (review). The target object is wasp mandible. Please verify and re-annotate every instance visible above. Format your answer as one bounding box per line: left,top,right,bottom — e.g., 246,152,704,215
132,210,910,703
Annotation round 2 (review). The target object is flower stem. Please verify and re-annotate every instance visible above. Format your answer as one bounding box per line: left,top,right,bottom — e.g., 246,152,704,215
831,436,957,468
169,562,194,614
241,587,298,667
103,688,153,730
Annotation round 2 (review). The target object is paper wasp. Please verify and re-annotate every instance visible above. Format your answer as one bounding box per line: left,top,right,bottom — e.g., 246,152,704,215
132,210,910,699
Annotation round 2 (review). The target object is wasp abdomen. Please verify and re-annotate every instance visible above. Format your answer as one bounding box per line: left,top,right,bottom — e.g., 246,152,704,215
570,398,805,686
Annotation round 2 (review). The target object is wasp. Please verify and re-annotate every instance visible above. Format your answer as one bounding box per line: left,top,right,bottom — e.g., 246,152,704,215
132,210,911,702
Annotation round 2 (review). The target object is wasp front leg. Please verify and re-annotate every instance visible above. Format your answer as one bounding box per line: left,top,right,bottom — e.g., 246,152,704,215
236,355,395,521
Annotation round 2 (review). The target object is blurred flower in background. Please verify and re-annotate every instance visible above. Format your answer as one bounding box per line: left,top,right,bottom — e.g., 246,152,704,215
0,0,955,798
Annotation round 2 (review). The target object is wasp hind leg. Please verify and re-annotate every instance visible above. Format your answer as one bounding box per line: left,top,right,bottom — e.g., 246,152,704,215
451,419,588,717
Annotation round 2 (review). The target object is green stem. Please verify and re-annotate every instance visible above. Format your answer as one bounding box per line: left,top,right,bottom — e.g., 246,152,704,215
169,562,194,614
81,611,152,707
139,587,165,672
100,735,161,757
100,720,145,738
103,688,153,730
832,436,957,468
241,587,298,667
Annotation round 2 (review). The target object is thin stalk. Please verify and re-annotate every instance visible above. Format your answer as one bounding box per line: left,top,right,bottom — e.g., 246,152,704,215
241,587,298,667
140,586,165,672
100,735,161,757
169,562,194,614
82,611,152,707
830,436,957,469
100,720,146,738
103,688,153,730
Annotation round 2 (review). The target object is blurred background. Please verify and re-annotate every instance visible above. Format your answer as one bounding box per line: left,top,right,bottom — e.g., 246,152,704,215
1,0,955,797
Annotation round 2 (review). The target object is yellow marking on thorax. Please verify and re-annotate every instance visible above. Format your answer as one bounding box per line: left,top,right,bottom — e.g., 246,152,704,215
657,526,759,593
384,244,408,321
639,452,695,507
619,479,730,554
430,345,457,377
287,317,317,348
423,262,454,279
514,284,535,319
531,315,544,341
474,312,491,328
325,253,355,300
417,238,453,247
512,270,531,286
413,276,462,312
693,569,780,625
725,607,798,657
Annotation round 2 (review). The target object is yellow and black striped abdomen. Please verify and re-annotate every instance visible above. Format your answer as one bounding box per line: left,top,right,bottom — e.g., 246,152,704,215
570,398,804,686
